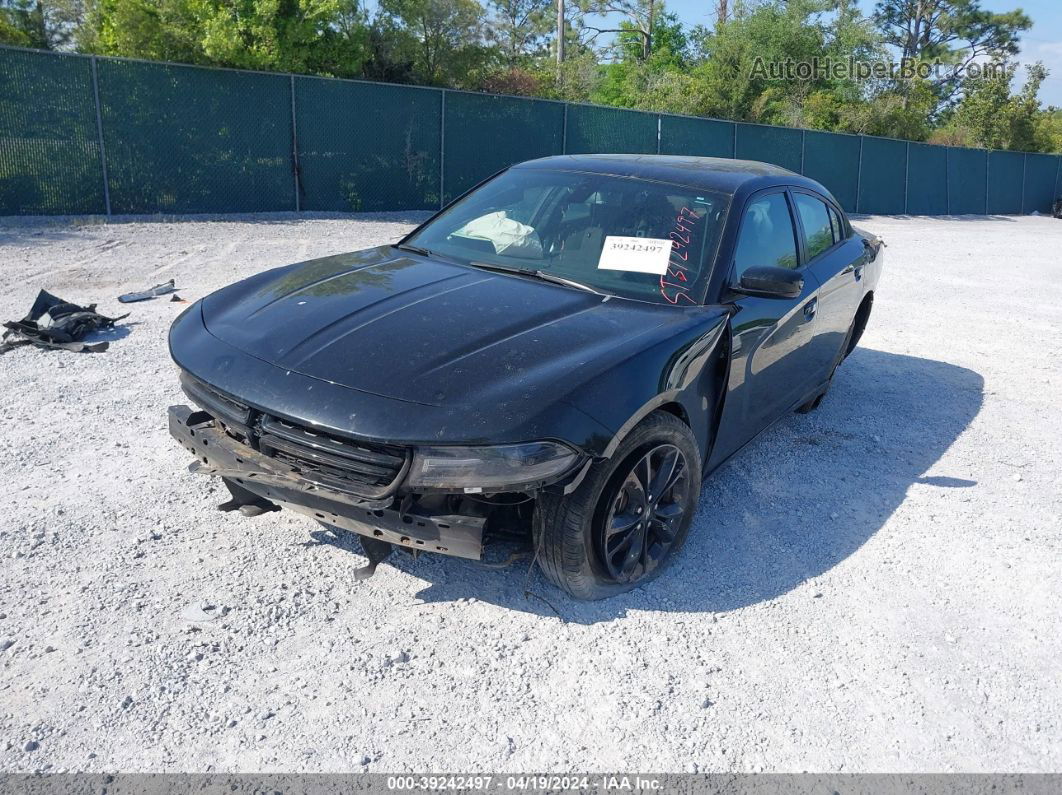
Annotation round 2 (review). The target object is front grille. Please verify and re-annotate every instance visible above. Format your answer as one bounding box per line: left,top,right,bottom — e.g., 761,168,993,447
180,370,409,499
258,415,408,496
180,372,252,436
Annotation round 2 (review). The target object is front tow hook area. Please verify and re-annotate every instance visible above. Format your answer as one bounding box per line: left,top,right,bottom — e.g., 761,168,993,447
217,477,280,517
352,536,394,581
220,475,393,580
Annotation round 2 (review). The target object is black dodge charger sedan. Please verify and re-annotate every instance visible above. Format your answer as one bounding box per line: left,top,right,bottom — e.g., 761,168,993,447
169,155,883,599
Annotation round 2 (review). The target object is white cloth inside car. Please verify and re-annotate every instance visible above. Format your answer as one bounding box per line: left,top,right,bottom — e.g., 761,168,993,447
452,211,543,257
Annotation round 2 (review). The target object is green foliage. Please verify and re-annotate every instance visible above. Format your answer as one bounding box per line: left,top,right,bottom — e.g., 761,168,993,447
377,0,486,85
931,61,1055,151
1,0,86,48
485,0,552,65
872,0,1031,120
85,0,369,76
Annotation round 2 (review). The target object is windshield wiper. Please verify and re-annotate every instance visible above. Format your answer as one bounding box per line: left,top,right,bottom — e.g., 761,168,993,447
469,261,608,296
394,243,434,257
394,243,468,268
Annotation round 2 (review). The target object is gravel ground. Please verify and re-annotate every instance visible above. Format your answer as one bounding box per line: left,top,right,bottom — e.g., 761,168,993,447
0,211,1059,774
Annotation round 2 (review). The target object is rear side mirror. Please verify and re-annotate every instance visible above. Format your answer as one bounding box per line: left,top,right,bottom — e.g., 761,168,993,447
733,266,804,299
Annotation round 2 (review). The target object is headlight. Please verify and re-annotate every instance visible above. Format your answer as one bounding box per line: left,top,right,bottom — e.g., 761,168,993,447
406,441,580,491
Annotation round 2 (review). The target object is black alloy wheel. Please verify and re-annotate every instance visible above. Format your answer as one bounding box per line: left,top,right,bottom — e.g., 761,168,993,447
599,443,690,584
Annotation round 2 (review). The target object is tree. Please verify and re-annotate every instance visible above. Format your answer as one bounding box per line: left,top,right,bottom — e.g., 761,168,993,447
378,0,485,84
1,0,87,49
590,9,694,110
687,0,878,126
485,0,552,65
934,61,1054,151
580,0,655,60
873,0,1031,103
84,0,369,76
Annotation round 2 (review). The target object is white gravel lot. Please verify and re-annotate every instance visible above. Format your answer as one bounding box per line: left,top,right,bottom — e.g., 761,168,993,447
0,211,1059,774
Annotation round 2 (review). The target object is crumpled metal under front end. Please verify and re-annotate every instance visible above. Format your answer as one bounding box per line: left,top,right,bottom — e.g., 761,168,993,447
168,405,484,560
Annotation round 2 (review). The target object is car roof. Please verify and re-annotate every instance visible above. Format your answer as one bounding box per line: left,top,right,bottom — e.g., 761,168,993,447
514,154,836,204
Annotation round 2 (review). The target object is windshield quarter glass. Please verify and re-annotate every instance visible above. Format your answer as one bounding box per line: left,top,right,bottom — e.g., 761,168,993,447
405,168,729,305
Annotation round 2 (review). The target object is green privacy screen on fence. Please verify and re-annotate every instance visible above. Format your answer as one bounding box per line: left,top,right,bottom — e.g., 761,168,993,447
296,77,440,212
659,115,734,158
97,58,294,214
565,104,658,155
802,131,859,211
0,48,105,214
443,91,563,202
734,123,803,173
1025,153,1059,213
987,150,1024,215
906,143,948,215
1,45,1060,217
947,147,989,215
858,137,907,215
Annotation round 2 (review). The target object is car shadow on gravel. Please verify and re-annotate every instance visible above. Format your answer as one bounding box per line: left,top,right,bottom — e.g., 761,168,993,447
403,347,984,623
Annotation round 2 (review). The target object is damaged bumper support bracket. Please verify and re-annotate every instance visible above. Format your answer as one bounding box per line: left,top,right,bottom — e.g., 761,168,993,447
168,405,484,560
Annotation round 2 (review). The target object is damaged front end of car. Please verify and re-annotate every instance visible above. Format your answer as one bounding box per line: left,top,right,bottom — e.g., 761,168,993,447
169,372,585,577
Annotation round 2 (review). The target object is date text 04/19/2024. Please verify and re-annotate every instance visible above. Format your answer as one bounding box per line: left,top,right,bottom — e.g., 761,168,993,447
386,776,664,791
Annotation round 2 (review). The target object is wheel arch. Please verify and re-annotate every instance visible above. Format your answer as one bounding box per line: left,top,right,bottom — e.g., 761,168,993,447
847,291,874,357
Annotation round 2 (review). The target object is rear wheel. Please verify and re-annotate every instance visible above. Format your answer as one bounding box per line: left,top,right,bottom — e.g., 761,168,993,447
534,411,701,600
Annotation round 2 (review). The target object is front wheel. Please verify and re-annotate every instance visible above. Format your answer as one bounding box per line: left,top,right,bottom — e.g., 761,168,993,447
534,411,702,600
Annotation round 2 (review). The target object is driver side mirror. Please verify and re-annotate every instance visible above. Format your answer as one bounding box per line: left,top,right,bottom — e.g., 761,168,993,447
732,266,804,299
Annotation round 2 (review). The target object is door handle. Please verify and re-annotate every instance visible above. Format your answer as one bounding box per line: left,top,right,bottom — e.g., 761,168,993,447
803,298,817,320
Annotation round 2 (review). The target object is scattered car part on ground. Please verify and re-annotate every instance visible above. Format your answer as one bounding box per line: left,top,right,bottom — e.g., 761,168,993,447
119,279,177,303
167,155,884,599
1,290,128,354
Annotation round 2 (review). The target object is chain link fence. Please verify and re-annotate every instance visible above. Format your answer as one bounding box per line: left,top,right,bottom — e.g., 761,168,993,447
2,44,1061,218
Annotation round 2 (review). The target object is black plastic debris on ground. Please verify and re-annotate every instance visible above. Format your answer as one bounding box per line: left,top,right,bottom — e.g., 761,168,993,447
119,279,177,303
1,290,129,354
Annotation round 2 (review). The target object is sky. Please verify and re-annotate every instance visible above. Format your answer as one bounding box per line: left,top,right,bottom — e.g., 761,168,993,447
654,0,1062,105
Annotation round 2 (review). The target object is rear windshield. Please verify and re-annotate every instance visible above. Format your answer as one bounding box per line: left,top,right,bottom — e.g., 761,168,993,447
405,168,729,305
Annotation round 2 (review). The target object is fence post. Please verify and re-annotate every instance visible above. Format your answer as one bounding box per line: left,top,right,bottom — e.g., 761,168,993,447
290,74,300,212
90,56,112,218
439,90,446,209
656,116,661,154
854,136,863,213
731,123,737,159
945,148,951,215
903,141,909,214
985,150,990,215
1055,156,1061,207
562,104,568,154
800,129,805,174
1020,153,1027,214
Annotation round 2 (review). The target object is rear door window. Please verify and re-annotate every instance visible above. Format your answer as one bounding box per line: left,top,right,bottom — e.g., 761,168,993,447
827,204,846,243
793,193,835,261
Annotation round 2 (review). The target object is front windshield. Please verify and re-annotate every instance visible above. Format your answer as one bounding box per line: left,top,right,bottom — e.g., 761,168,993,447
405,168,728,305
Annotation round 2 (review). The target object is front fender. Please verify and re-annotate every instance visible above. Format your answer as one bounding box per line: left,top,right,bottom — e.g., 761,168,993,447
565,312,729,462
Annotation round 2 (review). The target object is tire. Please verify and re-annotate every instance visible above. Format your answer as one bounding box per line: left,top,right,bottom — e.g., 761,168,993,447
533,411,702,600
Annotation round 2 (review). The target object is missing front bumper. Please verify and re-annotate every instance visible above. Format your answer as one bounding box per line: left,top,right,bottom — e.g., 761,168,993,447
168,405,484,560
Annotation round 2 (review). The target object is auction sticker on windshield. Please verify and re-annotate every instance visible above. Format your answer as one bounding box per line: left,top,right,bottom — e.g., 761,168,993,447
597,236,672,275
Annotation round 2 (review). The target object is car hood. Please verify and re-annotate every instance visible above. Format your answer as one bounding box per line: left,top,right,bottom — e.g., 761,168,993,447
201,246,693,408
